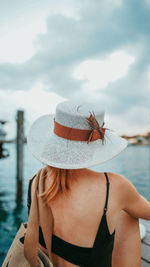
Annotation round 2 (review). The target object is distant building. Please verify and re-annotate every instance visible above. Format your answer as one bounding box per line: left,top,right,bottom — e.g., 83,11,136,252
121,131,150,145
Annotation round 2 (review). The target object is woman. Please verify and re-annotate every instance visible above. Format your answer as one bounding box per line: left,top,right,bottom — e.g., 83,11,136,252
26,100,150,267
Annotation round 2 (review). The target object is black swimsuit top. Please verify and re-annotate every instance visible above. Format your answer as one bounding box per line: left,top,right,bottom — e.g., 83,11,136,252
27,172,115,267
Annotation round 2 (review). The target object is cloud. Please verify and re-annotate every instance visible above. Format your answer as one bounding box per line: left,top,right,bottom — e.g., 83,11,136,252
0,84,66,139
0,0,150,134
73,50,135,91
106,106,150,135
0,0,125,92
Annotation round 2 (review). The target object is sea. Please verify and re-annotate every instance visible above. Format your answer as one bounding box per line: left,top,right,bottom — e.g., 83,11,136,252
0,143,150,265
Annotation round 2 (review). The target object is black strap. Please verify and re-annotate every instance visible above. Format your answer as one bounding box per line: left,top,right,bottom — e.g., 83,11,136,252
103,172,110,215
27,175,36,212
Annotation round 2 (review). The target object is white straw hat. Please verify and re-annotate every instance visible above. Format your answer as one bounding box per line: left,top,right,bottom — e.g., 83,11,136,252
27,100,128,169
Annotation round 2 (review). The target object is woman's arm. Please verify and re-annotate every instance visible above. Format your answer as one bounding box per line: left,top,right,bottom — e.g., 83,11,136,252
119,174,150,220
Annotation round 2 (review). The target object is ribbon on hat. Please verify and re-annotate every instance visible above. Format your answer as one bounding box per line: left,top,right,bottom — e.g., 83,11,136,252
54,112,106,144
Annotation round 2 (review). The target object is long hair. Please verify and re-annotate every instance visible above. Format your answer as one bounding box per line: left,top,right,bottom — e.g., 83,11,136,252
39,166,77,204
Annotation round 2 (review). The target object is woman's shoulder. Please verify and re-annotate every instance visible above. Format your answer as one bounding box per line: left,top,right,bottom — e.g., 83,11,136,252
89,171,133,196
81,170,128,193
103,171,129,184
105,172,139,202
74,169,128,185
87,170,127,183
107,172,134,187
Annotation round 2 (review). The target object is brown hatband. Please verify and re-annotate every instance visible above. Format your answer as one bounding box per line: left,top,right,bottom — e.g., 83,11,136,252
53,119,105,144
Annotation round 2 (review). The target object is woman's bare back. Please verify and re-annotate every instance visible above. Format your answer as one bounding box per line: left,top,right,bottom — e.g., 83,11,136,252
32,169,122,266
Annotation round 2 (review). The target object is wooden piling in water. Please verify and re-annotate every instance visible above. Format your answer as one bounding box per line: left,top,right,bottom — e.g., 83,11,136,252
16,110,24,199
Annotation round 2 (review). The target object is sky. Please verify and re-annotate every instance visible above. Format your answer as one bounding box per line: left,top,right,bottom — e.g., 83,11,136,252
0,0,150,139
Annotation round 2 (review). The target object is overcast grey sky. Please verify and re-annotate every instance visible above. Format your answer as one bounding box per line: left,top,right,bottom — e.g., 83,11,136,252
0,0,150,138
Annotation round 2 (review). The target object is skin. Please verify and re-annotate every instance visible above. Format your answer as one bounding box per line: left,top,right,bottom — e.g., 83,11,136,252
31,168,150,267
112,211,141,267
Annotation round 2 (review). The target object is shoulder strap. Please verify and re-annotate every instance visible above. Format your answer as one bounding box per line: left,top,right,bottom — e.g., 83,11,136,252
103,172,110,215
27,175,36,213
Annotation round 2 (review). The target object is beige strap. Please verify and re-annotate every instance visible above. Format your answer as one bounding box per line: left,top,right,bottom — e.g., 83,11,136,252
24,168,54,267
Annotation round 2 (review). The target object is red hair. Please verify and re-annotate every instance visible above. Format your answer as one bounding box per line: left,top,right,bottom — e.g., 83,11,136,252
39,166,77,204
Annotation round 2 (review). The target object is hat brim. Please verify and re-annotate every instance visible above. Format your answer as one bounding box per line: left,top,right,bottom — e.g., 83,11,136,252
27,114,128,169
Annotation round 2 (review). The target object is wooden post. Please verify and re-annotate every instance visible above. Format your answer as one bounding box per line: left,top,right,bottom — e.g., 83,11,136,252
16,110,24,199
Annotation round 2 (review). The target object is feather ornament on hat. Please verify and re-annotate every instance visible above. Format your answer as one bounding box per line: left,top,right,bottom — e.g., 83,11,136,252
86,112,106,144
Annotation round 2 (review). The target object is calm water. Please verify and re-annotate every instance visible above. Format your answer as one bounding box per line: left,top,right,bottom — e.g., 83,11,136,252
0,143,150,265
